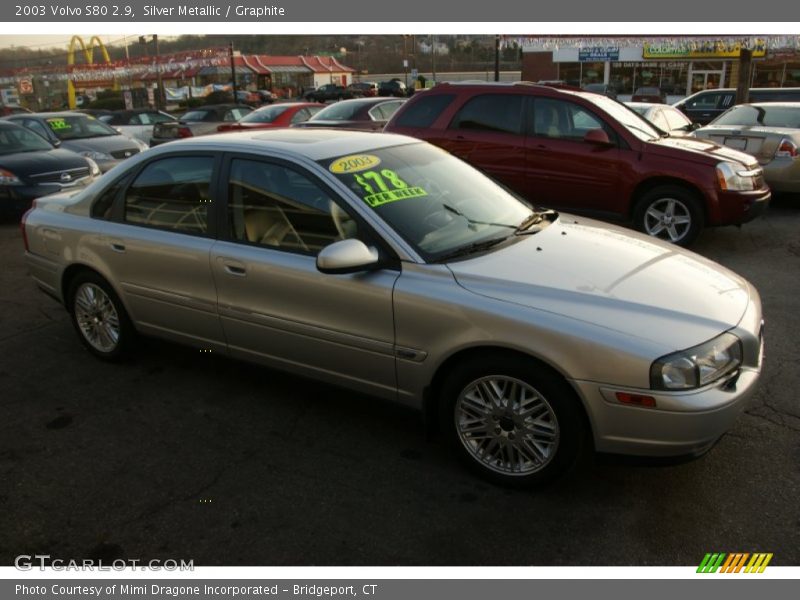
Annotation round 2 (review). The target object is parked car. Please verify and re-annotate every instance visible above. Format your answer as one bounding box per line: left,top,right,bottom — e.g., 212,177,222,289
102,109,177,145
632,87,667,103
582,83,618,100
150,104,252,146
295,97,405,132
378,79,408,97
348,81,379,97
693,103,800,193
256,90,278,104
0,120,99,217
385,82,770,246
4,111,147,173
0,105,32,116
235,90,262,105
303,84,356,103
625,102,697,136
20,129,764,487
674,87,800,125
217,102,325,132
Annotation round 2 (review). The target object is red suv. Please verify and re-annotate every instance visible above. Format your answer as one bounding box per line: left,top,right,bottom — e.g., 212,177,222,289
385,82,770,245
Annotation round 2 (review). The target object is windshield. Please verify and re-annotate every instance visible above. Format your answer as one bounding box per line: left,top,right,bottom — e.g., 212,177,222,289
180,110,212,122
584,94,661,141
0,125,54,155
711,105,800,128
240,105,289,124
45,115,119,140
310,102,363,121
321,143,538,261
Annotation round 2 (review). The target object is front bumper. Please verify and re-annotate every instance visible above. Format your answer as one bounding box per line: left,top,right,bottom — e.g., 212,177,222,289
714,187,771,226
573,368,760,457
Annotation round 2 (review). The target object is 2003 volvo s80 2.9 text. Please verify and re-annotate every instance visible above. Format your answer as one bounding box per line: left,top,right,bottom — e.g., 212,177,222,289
21,130,764,487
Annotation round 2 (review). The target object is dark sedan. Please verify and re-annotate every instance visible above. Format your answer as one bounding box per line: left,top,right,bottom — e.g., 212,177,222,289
4,112,147,173
151,104,252,146
0,120,98,218
294,97,406,132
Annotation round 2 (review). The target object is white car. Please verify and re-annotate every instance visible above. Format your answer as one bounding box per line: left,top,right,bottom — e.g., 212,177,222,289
626,102,697,136
101,109,177,146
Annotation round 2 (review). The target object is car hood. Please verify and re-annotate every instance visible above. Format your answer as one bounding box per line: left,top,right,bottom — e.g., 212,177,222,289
447,216,752,351
0,148,88,177
645,135,759,168
61,135,138,154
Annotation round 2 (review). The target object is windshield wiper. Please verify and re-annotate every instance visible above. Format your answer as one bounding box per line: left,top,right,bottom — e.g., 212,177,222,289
442,203,517,230
433,234,513,263
515,209,558,234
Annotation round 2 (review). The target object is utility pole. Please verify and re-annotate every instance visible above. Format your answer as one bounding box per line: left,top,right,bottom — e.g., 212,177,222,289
154,34,163,110
494,35,500,82
736,47,753,105
229,41,238,102
431,35,437,84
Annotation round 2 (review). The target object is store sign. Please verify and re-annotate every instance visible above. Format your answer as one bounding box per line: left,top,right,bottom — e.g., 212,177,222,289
578,46,620,62
643,39,767,59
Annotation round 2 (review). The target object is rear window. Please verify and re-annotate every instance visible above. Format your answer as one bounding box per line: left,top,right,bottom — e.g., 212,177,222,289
394,94,455,128
449,94,524,135
712,105,800,128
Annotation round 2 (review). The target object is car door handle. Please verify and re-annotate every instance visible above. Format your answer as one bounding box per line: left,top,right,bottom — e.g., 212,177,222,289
218,258,247,276
110,241,126,253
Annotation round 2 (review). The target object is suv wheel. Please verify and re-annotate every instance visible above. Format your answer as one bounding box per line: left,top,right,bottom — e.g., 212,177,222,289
633,185,704,246
440,355,586,488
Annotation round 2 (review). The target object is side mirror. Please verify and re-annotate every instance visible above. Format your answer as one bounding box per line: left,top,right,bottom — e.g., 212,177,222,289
584,128,612,145
52,139,62,147
317,239,380,274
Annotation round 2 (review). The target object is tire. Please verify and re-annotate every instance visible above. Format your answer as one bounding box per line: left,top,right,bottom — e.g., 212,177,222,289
439,354,587,488
67,271,134,361
632,185,704,247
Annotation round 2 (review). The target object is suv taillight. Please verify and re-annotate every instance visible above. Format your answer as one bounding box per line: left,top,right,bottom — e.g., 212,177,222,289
177,127,193,138
20,205,34,252
775,138,798,158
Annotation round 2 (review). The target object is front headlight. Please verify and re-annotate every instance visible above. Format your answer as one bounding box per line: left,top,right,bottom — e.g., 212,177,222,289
0,168,23,185
85,158,101,176
80,150,112,161
716,161,759,191
134,138,149,151
650,332,742,390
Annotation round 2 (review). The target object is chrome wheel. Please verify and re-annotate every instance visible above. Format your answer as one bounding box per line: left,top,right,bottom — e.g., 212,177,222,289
73,283,121,353
455,375,559,476
643,197,692,242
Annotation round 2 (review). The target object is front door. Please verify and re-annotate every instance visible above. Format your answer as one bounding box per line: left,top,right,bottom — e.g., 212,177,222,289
211,156,400,400
524,97,624,218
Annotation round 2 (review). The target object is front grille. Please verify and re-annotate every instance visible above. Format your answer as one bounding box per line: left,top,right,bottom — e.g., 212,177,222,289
29,166,90,184
110,148,140,159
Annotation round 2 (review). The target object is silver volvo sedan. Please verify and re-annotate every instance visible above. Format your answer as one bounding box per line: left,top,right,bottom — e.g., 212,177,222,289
21,129,764,487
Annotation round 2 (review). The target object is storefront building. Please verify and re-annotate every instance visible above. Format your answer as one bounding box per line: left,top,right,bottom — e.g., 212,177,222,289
521,38,799,100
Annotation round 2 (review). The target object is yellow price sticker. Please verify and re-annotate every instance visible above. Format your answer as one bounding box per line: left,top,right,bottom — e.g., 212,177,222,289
329,154,381,174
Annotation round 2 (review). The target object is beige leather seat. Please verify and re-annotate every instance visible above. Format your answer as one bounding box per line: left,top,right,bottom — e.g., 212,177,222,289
243,208,292,246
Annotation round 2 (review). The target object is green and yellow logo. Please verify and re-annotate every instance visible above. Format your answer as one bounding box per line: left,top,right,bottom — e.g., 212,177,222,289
697,553,773,573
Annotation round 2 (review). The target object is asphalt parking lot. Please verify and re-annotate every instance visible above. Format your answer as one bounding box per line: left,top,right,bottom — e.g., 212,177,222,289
0,199,798,567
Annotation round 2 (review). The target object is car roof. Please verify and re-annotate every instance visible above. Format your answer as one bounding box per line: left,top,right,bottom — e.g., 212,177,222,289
19,111,90,119
736,102,800,108
147,128,421,161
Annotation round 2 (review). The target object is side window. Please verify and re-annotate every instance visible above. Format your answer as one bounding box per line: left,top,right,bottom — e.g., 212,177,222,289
374,101,403,120
531,98,609,141
124,156,213,235
151,112,174,124
91,174,132,220
394,93,454,128
24,119,53,141
650,109,669,131
687,93,722,109
228,159,357,255
129,114,143,125
290,108,311,124
664,109,691,131
449,94,524,135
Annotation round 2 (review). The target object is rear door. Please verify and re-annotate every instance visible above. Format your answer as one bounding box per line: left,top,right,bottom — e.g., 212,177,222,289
89,153,226,350
437,92,532,199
